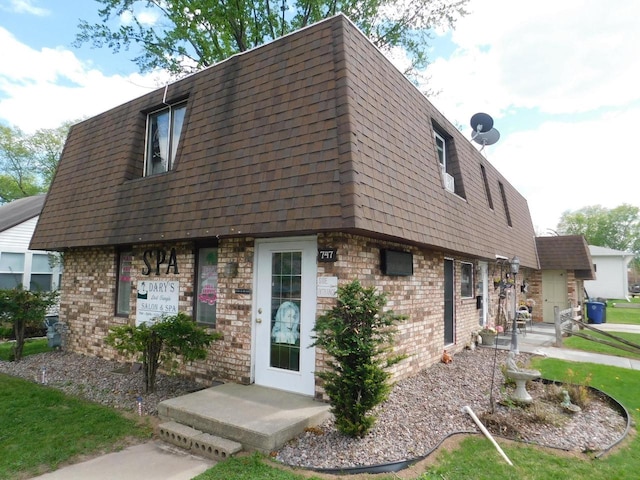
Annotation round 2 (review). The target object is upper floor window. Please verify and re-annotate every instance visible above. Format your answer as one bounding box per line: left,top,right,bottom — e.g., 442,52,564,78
145,102,186,176
433,126,465,198
480,164,494,210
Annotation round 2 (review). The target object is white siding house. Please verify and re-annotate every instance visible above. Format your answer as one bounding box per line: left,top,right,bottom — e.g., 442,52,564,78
0,196,62,291
584,245,635,300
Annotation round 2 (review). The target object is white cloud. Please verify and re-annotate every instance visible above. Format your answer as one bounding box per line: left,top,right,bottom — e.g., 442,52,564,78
424,0,640,233
0,27,168,133
4,0,49,16
429,0,640,118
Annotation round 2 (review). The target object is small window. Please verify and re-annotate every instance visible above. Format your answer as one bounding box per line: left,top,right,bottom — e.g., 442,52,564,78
116,251,133,315
195,247,218,326
30,254,54,291
0,252,24,289
434,131,446,170
145,102,186,176
461,262,473,298
498,181,512,226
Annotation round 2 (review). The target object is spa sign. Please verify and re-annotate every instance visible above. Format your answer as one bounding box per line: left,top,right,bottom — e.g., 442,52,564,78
136,280,179,326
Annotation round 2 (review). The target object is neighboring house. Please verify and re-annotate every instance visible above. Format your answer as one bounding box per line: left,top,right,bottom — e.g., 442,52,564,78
585,245,635,300
31,15,539,398
533,236,595,323
0,195,62,292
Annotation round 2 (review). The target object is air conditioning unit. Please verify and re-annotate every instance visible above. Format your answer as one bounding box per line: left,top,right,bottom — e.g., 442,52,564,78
444,172,455,192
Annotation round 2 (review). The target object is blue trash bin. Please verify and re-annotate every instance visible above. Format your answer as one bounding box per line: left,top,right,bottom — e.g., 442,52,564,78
586,302,605,324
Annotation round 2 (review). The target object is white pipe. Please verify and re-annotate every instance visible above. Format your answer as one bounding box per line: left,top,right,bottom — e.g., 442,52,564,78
463,405,513,466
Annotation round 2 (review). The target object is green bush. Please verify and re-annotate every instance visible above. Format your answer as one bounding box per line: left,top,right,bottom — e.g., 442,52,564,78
106,312,221,393
0,286,58,361
312,280,407,437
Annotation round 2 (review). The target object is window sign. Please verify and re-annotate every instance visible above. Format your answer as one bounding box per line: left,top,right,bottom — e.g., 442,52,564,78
136,280,179,326
196,248,218,326
116,252,133,315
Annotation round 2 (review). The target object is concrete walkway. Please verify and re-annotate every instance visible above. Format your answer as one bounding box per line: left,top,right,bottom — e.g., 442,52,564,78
501,321,640,370
32,441,214,480
32,322,640,480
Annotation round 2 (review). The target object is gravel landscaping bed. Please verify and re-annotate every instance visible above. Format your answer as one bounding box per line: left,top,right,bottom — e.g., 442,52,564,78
0,346,629,470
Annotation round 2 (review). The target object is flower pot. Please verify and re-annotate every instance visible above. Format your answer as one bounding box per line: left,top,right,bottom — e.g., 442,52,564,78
480,332,496,346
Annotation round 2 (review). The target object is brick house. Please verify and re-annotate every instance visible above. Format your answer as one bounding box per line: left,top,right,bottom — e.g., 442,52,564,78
31,14,539,399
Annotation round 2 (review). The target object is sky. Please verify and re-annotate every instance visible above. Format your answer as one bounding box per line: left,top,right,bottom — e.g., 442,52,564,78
0,0,638,235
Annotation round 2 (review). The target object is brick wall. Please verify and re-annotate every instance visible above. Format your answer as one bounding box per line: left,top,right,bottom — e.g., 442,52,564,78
59,233,502,398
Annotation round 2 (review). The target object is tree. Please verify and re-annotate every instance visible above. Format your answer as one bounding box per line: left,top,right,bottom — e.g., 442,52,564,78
0,287,59,361
558,204,640,271
0,123,71,204
75,0,468,78
105,312,221,393
312,280,406,437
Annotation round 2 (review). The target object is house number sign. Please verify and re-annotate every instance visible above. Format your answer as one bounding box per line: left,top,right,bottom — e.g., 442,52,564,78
318,248,337,262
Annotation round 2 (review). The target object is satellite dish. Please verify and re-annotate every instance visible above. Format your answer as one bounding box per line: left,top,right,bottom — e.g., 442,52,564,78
472,128,500,146
470,112,494,133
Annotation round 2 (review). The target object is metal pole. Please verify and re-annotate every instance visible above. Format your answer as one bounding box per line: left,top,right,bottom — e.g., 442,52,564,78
510,272,519,353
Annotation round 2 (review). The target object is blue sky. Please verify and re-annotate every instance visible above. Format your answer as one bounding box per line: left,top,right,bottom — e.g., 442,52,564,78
1,0,638,237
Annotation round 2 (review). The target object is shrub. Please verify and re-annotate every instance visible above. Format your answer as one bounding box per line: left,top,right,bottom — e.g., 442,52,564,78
312,280,407,438
105,312,221,393
0,286,58,361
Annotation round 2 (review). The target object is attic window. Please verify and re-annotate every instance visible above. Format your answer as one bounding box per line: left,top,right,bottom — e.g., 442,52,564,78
145,102,186,176
432,125,465,198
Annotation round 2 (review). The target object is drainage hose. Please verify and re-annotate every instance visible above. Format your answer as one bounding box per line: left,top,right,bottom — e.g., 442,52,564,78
463,405,513,466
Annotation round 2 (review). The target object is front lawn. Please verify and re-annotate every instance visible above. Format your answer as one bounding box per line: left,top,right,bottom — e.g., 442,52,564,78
564,330,640,359
0,338,51,361
602,297,640,325
196,358,640,480
0,374,151,480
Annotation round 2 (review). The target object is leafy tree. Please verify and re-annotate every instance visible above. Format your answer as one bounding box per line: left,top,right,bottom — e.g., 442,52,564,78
106,312,221,393
0,286,59,361
558,204,640,271
0,123,71,204
312,279,406,437
75,0,468,77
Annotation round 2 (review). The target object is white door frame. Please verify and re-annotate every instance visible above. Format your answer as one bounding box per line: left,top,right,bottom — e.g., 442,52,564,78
252,236,318,395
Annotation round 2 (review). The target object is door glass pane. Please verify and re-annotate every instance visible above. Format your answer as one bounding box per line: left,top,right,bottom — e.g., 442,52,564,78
270,252,302,371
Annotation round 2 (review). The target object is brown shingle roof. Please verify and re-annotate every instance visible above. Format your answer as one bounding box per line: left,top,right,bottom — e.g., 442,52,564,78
535,235,595,279
31,15,539,268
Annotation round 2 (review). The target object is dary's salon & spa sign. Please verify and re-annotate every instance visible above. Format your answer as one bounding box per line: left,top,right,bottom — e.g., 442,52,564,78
136,280,179,326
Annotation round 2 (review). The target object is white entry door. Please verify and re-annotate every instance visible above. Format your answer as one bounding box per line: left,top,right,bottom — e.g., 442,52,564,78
542,270,568,323
254,237,317,396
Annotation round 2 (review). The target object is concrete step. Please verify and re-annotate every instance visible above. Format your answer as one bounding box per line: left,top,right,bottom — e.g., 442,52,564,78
157,383,331,453
157,421,242,461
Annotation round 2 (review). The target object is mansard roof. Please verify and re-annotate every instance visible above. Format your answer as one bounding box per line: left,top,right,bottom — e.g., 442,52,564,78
31,14,539,268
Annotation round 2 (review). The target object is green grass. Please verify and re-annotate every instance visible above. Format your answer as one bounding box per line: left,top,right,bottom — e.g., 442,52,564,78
197,359,640,480
0,374,151,480
564,331,640,359
602,297,640,325
0,338,51,361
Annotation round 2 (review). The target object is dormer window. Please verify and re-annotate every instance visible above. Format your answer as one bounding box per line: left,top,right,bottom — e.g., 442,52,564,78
145,102,186,176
